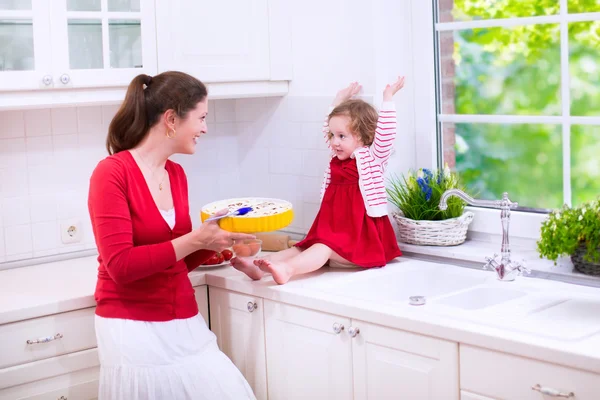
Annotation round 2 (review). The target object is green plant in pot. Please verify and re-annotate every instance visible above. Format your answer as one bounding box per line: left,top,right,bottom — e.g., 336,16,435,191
387,164,474,246
537,199,600,276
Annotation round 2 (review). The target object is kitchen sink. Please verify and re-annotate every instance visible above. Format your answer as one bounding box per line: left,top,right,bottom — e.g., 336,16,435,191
310,260,490,305
435,286,528,310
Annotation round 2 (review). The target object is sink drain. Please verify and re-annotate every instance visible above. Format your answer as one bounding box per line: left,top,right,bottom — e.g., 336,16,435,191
409,296,426,306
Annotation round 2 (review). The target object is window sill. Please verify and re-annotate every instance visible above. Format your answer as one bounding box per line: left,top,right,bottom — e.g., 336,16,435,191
399,239,600,288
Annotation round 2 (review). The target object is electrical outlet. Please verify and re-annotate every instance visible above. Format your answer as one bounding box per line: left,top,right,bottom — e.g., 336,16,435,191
60,219,83,244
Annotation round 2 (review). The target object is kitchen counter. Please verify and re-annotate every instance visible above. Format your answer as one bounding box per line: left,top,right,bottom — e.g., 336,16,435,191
1,254,600,375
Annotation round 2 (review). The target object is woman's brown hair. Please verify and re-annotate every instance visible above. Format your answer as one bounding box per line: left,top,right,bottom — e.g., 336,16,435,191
328,99,378,146
106,71,208,154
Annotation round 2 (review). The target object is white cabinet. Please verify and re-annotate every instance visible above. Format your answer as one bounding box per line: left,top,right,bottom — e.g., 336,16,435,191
352,320,459,400
263,300,458,400
194,284,209,325
264,300,354,400
209,288,268,400
0,0,157,92
460,391,495,400
460,345,600,400
155,0,291,97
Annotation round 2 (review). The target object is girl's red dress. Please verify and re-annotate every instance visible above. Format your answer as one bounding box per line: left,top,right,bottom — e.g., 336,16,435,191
296,156,401,267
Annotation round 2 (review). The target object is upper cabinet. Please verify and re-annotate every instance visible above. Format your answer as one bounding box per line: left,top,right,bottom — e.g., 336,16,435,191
0,0,156,91
0,0,291,109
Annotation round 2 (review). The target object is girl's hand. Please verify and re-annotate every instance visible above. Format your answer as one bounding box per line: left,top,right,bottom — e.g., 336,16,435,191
332,82,362,107
383,76,405,102
194,209,255,252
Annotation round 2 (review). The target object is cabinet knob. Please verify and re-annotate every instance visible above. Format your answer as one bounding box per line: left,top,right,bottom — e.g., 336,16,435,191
332,322,344,334
247,301,257,312
42,75,53,86
348,326,360,338
531,384,574,398
58,396,67,400
60,74,70,84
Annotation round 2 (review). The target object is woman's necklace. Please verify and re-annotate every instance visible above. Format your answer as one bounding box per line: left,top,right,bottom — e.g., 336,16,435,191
134,149,167,191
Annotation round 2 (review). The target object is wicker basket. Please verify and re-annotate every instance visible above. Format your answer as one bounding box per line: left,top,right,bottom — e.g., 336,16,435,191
571,244,600,276
392,211,474,246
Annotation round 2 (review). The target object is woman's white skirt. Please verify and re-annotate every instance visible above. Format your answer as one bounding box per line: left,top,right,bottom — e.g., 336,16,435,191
95,314,256,400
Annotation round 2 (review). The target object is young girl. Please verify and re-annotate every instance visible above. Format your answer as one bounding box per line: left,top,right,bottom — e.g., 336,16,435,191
232,77,405,284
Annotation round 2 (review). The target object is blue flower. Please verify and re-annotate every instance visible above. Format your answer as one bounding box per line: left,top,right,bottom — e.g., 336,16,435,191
423,168,433,183
417,177,432,201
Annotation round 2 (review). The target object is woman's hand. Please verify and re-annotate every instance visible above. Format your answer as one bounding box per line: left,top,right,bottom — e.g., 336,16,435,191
193,209,255,252
332,82,362,107
383,76,405,102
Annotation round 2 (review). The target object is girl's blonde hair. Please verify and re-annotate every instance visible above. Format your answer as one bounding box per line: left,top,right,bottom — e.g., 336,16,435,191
328,99,378,146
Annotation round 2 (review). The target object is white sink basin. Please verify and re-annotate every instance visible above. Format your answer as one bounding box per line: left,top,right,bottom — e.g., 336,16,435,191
311,261,489,305
435,286,528,310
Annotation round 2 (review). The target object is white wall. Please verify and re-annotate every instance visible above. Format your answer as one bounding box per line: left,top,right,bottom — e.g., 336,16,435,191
0,0,417,263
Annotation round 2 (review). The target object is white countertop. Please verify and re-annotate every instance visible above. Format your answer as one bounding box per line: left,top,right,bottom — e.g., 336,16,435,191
2,253,600,375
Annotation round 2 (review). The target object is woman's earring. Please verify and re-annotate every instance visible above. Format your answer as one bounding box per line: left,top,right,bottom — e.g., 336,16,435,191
166,129,176,139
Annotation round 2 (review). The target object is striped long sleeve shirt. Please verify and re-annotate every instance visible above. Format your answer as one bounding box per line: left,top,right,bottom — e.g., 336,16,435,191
320,101,396,217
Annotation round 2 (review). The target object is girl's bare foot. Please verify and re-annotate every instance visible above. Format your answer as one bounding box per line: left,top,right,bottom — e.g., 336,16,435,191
231,257,264,280
254,259,293,285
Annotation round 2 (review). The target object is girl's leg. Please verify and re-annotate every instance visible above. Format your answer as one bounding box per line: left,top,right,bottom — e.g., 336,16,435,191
231,247,302,280
254,243,333,285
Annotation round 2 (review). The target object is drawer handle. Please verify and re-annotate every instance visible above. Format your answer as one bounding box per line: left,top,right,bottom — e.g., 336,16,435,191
247,302,258,312
58,396,67,400
348,326,360,338
332,322,344,334
26,333,63,345
532,384,574,398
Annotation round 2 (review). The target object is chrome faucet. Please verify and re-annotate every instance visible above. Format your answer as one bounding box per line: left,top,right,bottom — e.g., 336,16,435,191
439,189,530,281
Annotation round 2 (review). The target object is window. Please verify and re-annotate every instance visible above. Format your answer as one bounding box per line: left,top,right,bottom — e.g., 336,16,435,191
435,0,600,211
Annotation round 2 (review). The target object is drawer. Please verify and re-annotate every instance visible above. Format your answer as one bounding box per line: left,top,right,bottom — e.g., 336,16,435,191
0,348,99,390
0,365,98,400
461,345,600,399
194,285,209,326
0,307,96,369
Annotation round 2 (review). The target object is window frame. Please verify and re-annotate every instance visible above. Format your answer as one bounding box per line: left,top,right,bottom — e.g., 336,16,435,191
411,0,600,242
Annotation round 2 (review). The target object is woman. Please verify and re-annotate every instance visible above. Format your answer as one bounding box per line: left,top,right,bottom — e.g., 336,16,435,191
88,71,256,400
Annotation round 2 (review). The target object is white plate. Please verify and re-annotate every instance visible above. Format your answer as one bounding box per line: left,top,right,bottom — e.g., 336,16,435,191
196,260,232,269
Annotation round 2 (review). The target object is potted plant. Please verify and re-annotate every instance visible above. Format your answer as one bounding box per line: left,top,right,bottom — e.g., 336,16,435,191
387,164,474,246
537,200,600,276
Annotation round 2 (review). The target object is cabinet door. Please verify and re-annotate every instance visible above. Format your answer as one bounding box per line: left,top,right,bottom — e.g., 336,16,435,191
209,287,267,400
264,300,353,400
461,391,496,400
194,285,209,326
48,0,157,89
352,320,459,400
156,0,270,82
0,0,52,90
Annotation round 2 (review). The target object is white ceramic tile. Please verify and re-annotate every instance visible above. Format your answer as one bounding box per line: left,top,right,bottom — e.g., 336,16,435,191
237,121,272,150
31,221,59,252
303,202,321,230
218,170,243,199
299,122,327,149
2,196,31,226
269,149,303,175
0,111,25,138
56,191,87,220
4,224,33,256
205,100,216,123
28,165,55,195
26,136,54,166
268,121,302,149
58,242,86,254
301,149,330,177
211,122,238,137
30,194,58,223
51,108,78,135
102,104,120,131
77,106,103,135
0,138,27,169
33,249,60,258
235,98,266,122
287,96,331,122
269,174,301,202
289,202,304,231
81,216,94,244
23,109,52,137
238,148,269,175
214,99,236,122
215,132,238,160
1,168,29,197
301,176,322,204
0,225,5,260
238,170,272,199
